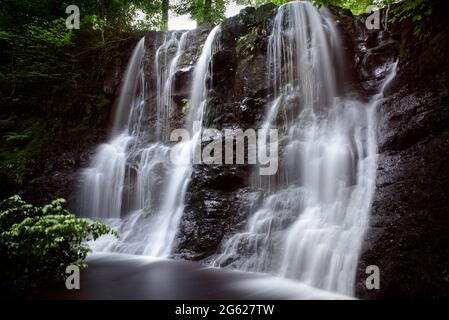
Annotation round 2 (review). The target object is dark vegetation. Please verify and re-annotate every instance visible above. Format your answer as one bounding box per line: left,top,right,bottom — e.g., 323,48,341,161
0,195,116,296
0,0,157,203
0,0,249,204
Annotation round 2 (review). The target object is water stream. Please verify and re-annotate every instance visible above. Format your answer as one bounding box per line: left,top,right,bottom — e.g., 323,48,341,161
76,1,397,297
212,1,397,296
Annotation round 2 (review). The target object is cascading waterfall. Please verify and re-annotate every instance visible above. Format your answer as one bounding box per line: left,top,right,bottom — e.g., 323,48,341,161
151,25,222,255
187,26,221,131
156,32,188,142
212,1,397,296
78,38,146,219
112,38,146,134
77,25,221,257
77,31,185,256
74,0,399,298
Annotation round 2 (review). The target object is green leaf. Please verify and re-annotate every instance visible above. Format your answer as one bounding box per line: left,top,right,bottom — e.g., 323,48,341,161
0,195,118,290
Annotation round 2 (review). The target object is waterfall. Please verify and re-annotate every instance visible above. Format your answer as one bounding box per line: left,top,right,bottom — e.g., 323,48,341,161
150,25,222,256
187,26,221,130
212,1,397,296
74,0,399,297
77,26,221,257
112,38,146,134
77,31,186,256
156,32,188,142
77,38,146,219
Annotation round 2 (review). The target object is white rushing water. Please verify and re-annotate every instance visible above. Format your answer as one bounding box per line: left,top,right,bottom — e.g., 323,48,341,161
213,1,397,296
78,37,147,220
76,0,398,297
78,28,203,257
145,25,221,256
77,28,220,257
156,32,188,142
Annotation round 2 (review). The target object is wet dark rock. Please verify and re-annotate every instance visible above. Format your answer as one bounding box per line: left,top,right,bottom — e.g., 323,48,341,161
173,67,193,104
176,3,449,299
175,182,260,261
211,50,238,102
179,26,212,68
378,89,444,152
356,3,449,299
103,37,140,96
357,132,449,299
16,37,141,206
173,4,276,259
143,31,165,141
16,1,449,300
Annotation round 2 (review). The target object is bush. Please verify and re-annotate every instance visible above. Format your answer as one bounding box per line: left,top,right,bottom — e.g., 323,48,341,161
0,195,117,291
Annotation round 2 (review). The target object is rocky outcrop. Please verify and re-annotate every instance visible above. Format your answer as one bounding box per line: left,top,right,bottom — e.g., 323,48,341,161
354,4,449,299
173,5,277,260
22,1,448,299
143,28,213,138
169,3,449,299
24,37,141,206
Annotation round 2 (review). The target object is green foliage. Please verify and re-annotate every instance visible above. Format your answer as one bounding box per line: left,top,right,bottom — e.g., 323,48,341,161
3,129,32,143
160,0,170,31
174,0,228,24
390,0,434,22
0,16,75,183
313,0,382,15
0,0,163,31
235,0,383,15
27,18,73,47
390,1,442,42
235,0,286,7
0,195,117,290
0,195,40,230
0,30,10,40
0,0,155,189
312,0,437,19
235,0,436,22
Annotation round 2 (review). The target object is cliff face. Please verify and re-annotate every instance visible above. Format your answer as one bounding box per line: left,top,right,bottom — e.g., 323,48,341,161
144,4,449,298
0,36,141,206
326,5,449,299
355,5,449,299
138,5,278,260
175,5,278,261
23,3,448,299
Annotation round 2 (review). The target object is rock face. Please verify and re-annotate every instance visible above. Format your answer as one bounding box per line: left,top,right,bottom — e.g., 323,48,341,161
354,4,449,299
25,2,449,299
173,5,277,260
169,4,449,299
24,37,141,206
143,28,213,139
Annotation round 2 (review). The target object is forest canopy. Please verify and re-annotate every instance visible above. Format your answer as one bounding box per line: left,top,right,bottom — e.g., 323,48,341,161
0,1,435,36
